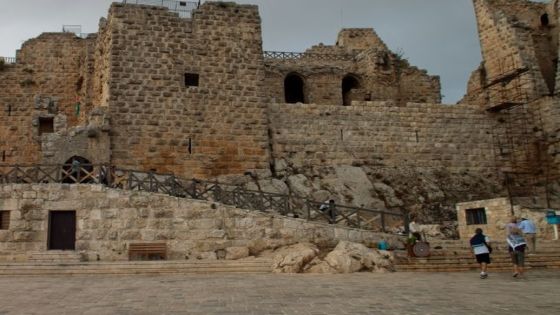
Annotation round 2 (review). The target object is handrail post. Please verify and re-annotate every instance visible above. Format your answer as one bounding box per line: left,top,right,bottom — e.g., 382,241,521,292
403,211,410,235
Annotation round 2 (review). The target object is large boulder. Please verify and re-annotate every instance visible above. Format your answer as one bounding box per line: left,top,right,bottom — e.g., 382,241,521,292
307,241,394,274
225,246,250,260
271,243,319,273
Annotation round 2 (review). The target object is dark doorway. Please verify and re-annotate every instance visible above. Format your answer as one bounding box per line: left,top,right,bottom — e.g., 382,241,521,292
541,13,549,26
62,156,94,183
48,211,76,250
342,75,360,106
284,73,305,104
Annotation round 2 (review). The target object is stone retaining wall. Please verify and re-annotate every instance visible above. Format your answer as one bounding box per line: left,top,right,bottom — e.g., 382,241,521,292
0,184,397,262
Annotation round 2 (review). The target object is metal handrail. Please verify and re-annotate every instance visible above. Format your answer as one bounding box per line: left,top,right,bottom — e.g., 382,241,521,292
0,164,408,233
122,0,199,18
263,51,356,62
0,57,16,64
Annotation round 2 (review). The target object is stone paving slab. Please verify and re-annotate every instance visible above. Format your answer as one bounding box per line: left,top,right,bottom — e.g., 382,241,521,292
0,271,559,314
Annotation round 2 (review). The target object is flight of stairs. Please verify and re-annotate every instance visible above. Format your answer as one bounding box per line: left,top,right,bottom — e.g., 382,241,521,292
0,258,273,276
395,239,560,272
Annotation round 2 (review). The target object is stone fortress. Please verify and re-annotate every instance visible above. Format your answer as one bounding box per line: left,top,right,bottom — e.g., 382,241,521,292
0,0,559,263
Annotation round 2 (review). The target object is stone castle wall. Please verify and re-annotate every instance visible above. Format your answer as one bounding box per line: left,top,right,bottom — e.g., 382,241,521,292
464,0,556,106
0,33,94,165
0,184,394,262
0,0,555,185
268,102,496,173
105,3,270,178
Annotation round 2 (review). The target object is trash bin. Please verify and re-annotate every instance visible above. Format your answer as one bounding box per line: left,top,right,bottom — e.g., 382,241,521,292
377,240,388,250
546,210,559,224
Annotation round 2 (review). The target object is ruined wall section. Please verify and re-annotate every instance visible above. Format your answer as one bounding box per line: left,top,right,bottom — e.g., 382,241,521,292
0,34,94,165
268,102,495,173
464,0,554,106
265,29,440,106
107,3,270,178
264,57,356,105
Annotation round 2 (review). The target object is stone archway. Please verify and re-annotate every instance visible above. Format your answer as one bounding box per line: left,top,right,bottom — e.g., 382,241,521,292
62,156,94,183
342,75,361,106
284,73,306,104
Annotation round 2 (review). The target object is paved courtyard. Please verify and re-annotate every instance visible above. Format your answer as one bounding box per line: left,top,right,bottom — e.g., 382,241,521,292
0,271,559,314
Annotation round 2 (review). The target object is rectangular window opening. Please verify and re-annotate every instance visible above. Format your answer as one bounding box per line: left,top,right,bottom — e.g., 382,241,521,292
38,117,54,136
184,73,199,87
465,208,487,225
0,211,10,230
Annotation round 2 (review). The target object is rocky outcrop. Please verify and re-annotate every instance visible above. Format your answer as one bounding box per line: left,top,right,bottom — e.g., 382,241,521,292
306,241,394,273
270,241,394,274
271,243,319,273
228,165,503,231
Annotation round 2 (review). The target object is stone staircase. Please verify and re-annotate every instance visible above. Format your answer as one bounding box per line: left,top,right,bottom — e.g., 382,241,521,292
0,258,273,276
395,240,560,272
28,251,83,263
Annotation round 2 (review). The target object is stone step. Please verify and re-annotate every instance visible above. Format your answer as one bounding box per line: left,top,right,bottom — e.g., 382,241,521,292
397,258,560,267
396,262,560,272
0,259,273,275
27,251,83,263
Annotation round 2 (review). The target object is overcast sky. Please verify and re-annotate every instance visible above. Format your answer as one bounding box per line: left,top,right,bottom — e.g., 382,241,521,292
0,0,510,103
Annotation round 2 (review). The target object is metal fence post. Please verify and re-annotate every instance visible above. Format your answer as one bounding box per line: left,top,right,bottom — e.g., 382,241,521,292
403,212,410,235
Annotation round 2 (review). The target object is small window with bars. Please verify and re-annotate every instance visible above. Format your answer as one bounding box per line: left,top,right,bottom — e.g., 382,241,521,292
465,208,487,225
0,211,9,230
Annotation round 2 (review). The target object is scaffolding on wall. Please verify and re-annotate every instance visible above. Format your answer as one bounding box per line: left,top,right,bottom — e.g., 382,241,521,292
482,54,560,210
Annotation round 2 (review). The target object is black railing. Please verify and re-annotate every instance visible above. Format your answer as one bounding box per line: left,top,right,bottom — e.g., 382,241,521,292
0,164,407,233
122,0,199,18
263,51,356,62
1,57,16,64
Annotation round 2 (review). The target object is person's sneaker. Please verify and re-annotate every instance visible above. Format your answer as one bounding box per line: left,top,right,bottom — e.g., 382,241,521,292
480,273,488,279
513,273,519,278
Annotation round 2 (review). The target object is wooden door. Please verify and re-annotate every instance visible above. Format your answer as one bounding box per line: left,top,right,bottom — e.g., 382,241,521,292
48,211,76,250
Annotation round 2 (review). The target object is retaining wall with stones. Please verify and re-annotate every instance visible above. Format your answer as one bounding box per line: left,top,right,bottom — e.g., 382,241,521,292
0,184,398,262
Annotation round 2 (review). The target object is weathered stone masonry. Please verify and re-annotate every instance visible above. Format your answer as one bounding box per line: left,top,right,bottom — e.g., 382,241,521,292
106,3,271,178
0,184,395,262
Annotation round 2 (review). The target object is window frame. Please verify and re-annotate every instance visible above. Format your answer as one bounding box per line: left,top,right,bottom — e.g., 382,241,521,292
465,208,487,225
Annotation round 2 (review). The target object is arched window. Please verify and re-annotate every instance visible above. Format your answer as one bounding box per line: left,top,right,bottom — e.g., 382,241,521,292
62,156,94,183
541,13,549,26
342,75,361,106
284,73,306,104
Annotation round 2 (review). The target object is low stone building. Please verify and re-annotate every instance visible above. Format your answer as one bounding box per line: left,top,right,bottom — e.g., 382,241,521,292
456,197,558,241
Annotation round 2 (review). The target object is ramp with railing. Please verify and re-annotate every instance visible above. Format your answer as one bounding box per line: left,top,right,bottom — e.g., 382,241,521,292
0,164,408,233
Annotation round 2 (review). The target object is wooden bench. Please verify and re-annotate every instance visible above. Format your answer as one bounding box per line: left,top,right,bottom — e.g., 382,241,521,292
128,242,167,261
